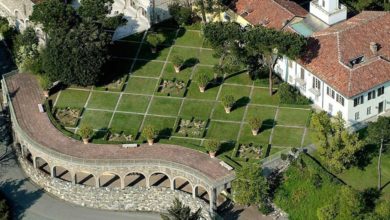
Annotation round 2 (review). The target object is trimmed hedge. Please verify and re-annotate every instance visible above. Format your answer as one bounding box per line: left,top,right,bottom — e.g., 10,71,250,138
278,83,311,105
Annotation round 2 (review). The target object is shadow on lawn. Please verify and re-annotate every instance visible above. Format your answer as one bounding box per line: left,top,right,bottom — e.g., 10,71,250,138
233,96,250,111
261,119,276,131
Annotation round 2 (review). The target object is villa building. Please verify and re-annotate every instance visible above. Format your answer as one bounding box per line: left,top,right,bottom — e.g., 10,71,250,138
0,0,173,40
229,0,390,128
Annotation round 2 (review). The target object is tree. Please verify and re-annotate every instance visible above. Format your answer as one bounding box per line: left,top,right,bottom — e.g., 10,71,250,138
317,202,338,220
78,0,125,29
142,125,156,145
367,116,390,190
204,139,220,157
338,186,365,219
248,117,262,135
244,26,307,96
146,33,165,53
30,0,78,33
375,200,390,219
310,112,364,173
160,198,202,220
13,27,40,72
42,21,111,86
168,2,193,26
221,95,235,113
194,72,211,92
232,162,269,207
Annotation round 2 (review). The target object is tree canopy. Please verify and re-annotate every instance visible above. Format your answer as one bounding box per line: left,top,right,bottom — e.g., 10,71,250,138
310,112,364,173
160,198,202,220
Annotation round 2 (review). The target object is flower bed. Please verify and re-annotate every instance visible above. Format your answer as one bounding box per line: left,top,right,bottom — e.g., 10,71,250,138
54,107,82,127
175,118,207,137
157,79,187,97
235,143,264,160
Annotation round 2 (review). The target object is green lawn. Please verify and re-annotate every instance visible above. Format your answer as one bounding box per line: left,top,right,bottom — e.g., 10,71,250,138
110,113,143,135
50,24,313,165
338,151,390,200
117,94,150,113
148,97,182,116
80,110,112,129
87,92,120,110
132,60,164,77
272,127,304,147
56,90,89,108
277,108,310,126
125,77,158,94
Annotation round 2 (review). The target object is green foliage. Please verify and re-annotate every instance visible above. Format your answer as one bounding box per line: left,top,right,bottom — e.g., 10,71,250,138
274,154,343,220
203,22,243,49
30,0,78,33
317,202,338,220
310,112,364,173
194,72,211,88
146,33,165,48
221,95,235,108
168,2,193,26
278,83,311,105
37,74,52,90
345,0,390,12
367,116,390,144
375,200,390,219
160,198,202,220
0,194,9,220
248,117,262,131
13,27,40,72
142,125,156,140
204,139,220,153
42,22,110,86
78,0,125,29
232,162,269,206
78,124,94,139
171,55,184,67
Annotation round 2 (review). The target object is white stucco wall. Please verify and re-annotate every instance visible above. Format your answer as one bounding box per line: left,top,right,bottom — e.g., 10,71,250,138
275,56,390,127
309,1,347,25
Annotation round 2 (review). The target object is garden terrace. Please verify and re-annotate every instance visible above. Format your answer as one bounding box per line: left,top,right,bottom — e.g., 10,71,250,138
49,24,313,166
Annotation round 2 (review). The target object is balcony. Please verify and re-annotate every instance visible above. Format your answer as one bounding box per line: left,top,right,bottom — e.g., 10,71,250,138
309,87,321,96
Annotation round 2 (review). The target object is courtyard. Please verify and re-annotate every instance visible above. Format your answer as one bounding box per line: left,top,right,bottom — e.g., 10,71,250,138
49,22,312,166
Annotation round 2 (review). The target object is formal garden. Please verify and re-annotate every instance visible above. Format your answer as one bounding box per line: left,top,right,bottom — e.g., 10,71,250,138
46,22,312,168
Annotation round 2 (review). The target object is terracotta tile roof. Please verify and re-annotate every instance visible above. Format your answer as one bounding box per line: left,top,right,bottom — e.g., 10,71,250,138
232,0,308,29
300,11,390,98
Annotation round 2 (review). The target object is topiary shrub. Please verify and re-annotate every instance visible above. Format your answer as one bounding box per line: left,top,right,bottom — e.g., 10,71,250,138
142,125,157,145
204,139,220,157
248,117,262,135
146,32,165,53
221,95,235,113
278,83,311,105
78,124,94,144
194,72,211,93
171,55,184,72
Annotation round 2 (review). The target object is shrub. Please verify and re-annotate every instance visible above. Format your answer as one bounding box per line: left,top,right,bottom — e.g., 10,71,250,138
142,125,156,140
259,202,273,215
310,173,323,188
278,83,311,105
146,32,165,48
171,55,184,67
168,2,192,25
204,139,220,153
221,95,235,108
280,153,288,161
37,74,52,90
375,200,390,219
194,72,211,88
78,124,94,139
0,193,9,220
248,117,262,131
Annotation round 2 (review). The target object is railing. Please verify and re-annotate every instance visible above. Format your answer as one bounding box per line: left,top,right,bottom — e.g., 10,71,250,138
2,72,235,188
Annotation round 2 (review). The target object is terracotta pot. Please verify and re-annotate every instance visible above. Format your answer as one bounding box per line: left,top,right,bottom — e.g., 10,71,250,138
147,139,154,146
151,47,157,54
43,90,49,98
174,65,181,73
224,107,232,114
209,151,216,158
199,86,206,93
251,129,258,136
82,138,89,144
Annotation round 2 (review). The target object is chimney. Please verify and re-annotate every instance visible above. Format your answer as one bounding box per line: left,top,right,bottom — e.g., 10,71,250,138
370,42,378,55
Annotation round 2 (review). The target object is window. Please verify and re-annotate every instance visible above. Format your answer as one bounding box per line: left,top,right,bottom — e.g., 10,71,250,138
312,77,321,90
368,90,376,100
355,112,360,120
326,87,335,99
367,106,371,115
378,86,384,96
322,0,325,7
288,60,293,68
300,68,305,80
353,95,364,107
328,103,333,113
336,94,344,106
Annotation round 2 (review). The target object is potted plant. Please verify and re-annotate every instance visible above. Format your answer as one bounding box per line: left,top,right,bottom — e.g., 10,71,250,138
204,139,220,158
221,95,235,113
194,72,211,93
142,125,156,145
248,117,262,136
78,124,94,144
38,74,52,98
171,55,184,73
146,32,164,53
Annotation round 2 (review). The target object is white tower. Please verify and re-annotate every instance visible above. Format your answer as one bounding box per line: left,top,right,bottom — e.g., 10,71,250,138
310,0,347,25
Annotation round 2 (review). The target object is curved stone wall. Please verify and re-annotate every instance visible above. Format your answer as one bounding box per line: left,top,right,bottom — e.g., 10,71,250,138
17,153,212,219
